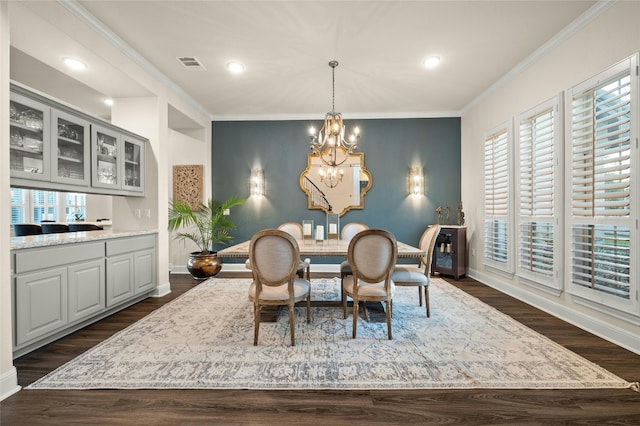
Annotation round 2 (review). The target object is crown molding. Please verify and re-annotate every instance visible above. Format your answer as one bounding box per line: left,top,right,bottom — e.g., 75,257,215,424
211,110,461,122
462,0,617,115
57,0,213,120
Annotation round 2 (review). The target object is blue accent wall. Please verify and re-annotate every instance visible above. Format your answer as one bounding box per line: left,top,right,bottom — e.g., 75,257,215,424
211,118,461,259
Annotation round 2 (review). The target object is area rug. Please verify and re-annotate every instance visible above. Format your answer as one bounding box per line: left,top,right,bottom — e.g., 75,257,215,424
28,277,634,390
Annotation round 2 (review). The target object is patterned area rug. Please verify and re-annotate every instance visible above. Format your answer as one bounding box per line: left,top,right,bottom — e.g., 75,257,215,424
28,277,633,390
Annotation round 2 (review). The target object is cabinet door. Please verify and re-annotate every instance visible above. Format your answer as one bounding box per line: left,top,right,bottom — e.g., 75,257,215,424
51,109,91,186
434,229,455,275
106,253,134,307
15,267,68,346
122,136,145,193
68,259,105,323
92,124,122,190
134,249,156,294
9,92,51,181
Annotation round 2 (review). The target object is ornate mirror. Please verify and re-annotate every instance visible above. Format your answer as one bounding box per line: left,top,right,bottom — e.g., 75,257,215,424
299,147,372,216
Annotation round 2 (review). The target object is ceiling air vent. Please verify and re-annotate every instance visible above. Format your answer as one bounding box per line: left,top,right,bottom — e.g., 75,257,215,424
177,57,206,70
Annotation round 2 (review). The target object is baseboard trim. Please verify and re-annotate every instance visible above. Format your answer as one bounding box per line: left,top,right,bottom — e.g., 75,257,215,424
0,366,21,402
468,267,640,355
151,281,172,297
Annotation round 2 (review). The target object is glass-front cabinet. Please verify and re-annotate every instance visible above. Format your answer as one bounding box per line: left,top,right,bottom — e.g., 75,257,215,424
10,93,51,181
92,125,121,190
51,109,90,186
11,83,146,197
123,137,144,192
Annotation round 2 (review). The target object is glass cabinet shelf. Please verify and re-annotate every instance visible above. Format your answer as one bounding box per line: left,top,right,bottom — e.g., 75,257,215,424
10,93,50,181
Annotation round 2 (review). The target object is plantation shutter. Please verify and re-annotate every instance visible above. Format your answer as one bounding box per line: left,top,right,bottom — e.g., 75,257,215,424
518,106,555,279
484,128,509,267
569,66,632,300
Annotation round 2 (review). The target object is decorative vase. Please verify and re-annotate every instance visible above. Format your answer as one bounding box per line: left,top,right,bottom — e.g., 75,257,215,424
187,252,222,279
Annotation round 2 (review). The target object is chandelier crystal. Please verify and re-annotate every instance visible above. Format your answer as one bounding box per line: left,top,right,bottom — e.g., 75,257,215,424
309,61,361,169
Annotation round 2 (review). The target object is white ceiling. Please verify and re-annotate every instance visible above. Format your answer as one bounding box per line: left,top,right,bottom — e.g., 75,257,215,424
9,0,598,122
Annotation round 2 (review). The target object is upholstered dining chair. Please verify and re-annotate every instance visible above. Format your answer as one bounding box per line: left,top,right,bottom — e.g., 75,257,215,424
245,222,311,280
391,224,441,317
339,222,369,281
248,229,311,346
68,223,104,232
40,223,70,234
342,229,397,340
13,223,42,236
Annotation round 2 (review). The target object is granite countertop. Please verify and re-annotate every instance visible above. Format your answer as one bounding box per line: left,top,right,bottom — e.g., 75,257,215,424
11,229,158,250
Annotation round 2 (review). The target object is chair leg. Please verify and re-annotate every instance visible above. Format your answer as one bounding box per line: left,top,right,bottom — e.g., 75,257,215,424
352,298,358,338
418,286,423,306
425,286,430,317
385,300,393,340
306,295,311,323
253,304,261,346
342,287,347,319
289,305,296,346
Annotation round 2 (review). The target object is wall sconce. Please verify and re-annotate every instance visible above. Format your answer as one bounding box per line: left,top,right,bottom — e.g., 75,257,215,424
250,168,265,197
408,166,424,196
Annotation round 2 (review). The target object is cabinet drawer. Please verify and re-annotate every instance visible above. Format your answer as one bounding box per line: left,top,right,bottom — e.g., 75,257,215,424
106,234,155,256
15,242,104,274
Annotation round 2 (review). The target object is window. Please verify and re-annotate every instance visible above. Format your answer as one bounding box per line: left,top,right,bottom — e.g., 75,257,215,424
484,122,513,273
11,188,26,224
65,193,86,222
517,95,562,290
32,190,58,222
10,188,87,225
566,54,637,313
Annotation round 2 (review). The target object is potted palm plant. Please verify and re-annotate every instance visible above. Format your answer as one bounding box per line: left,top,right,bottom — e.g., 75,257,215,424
168,196,246,279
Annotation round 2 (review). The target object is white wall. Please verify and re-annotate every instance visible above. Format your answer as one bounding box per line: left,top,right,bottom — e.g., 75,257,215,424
461,2,640,354
0,0,20,400
168,128,211,273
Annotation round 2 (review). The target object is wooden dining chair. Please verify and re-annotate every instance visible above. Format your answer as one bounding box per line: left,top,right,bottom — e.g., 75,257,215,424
245,222,311,280
339,222,369,280
342,229,397,340
391,225,441,317
248,229,311,346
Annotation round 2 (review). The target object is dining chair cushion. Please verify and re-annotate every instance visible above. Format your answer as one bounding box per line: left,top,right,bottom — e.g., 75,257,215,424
249,278,310,301
391,266,429,285
343,276,395,298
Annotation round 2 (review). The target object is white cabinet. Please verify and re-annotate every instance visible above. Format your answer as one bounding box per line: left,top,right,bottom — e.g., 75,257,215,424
68,259,105,323
106,254,134,307
51,109,91,187
10,83,147,197
92,124,122,190
15,267,68,347
106,234,157,306
9,92,51,182
12,233,157,357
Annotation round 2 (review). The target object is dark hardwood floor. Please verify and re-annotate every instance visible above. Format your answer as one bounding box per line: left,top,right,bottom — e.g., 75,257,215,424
2,272,639,425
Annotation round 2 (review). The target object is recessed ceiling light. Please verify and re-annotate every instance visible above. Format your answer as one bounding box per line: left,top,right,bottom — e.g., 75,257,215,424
226,61,245,74
104,98,114,107
62,57,87,71
422,56,441,69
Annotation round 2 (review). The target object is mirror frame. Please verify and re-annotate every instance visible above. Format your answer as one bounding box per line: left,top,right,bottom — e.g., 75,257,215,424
299,147,373,216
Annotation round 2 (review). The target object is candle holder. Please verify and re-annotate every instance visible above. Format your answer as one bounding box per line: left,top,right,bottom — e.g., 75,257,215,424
327,213,339,243
302,220,314,245
315,225,325,245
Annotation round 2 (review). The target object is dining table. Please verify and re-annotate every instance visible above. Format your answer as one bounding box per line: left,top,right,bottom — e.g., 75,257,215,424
218,237,426,323
218,238,425,259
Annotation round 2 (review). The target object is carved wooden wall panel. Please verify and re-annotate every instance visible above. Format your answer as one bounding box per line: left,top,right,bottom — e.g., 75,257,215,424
172,164,203,209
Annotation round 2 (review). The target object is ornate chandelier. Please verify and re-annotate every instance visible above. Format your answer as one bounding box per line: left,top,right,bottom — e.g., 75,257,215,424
309,61,361,169
318,164,343,188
